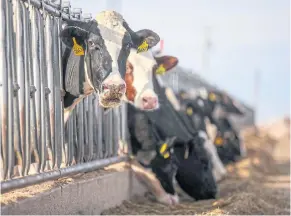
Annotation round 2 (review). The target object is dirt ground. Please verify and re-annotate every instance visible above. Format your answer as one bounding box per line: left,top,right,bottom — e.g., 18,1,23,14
102,118,290,215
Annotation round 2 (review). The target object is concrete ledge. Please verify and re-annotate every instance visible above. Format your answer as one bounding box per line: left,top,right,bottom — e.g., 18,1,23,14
2,169,147,215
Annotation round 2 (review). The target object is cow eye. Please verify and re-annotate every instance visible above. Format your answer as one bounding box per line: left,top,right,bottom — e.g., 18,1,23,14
126,43,132,50
88,41,95,47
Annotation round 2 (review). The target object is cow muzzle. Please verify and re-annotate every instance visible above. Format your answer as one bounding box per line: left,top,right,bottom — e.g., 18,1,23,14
99,73,126,108
139,90,159,111
157,193,179,205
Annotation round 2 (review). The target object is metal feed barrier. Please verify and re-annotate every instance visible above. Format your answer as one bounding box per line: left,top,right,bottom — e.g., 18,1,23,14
0,0,128,193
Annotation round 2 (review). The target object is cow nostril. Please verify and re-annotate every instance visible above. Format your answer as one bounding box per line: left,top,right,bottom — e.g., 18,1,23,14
119,84,126,90
102,84,109,90
142,97,158,104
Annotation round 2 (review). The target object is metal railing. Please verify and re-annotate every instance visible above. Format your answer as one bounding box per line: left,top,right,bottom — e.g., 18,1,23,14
0,0,128,193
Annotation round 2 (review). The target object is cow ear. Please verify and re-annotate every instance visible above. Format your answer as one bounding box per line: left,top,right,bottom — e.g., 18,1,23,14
208,91,218,102
132,29,160,53
154,56,179,75
60,25,89,48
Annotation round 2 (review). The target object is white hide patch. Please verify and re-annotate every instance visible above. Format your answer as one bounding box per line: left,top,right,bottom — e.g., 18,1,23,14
198,130,227,182
197,98,204,107
127,49,157,108
198,88,208,99
205,117,217,143
95,11,127,74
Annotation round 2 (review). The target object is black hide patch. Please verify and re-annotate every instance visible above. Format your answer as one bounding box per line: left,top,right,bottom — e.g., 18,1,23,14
175,138,217,200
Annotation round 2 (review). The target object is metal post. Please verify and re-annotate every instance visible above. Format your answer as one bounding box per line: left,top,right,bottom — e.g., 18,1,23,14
254,69,260,135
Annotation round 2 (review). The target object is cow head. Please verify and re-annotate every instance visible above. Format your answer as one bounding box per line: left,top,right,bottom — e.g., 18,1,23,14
196,88,244,116
215,130,243,165
60,11,160,108
150,137,180,204
175,136,217,200
124,50,178,110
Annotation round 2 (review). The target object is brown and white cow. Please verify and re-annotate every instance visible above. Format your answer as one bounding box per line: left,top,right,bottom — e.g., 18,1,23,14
121,50,181,205
123,49,178,110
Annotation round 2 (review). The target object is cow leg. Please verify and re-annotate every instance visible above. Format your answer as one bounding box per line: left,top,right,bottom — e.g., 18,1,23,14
117,140,129,156
64,109,72,125
63,96,85,125
199,131,227,182
130,159,179,205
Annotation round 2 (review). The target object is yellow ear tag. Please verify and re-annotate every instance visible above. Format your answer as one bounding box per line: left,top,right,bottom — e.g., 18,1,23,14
137,40,149,53
72,37,84,56
160,143,168,154
159,143,170,159
209,93,216,101
156,64,166,75
180,93,186,99
214,137,223,146
163,152,170,159
186,107,193,116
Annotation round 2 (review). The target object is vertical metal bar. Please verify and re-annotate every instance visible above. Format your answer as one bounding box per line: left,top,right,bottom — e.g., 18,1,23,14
101,108,110,158
1,0,9,180
56,6,65,168
52,17,62,169
96,97,103,159
15,0,26,175
92,94,98,159
72,110,77,164
11,0,23,175
121,102,129,154
66,113,73,165
76,101,84,163
112,107,120,156
109,110,113,157
30,5,41,170
27,2,40,172
15,0,26,177
44,13,55,168
7,0,17,179
83,97,89,161
87,95,93,161
22,1,31,176
38,7,47,173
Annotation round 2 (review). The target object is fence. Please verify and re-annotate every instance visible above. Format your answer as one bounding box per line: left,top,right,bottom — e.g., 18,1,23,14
0,0,128,193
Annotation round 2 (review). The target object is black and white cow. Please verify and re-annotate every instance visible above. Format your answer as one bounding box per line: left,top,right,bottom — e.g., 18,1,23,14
174,89,227,182
211,96,246,165
183,88,246,165
127,57,217,205
125,52,181,204
60,10,161,123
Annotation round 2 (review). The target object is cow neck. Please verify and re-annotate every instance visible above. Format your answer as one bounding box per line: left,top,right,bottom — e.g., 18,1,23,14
144,75,194,143
63,47,89,97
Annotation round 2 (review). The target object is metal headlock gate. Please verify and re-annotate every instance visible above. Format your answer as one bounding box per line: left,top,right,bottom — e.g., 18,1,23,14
0,0,129,193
